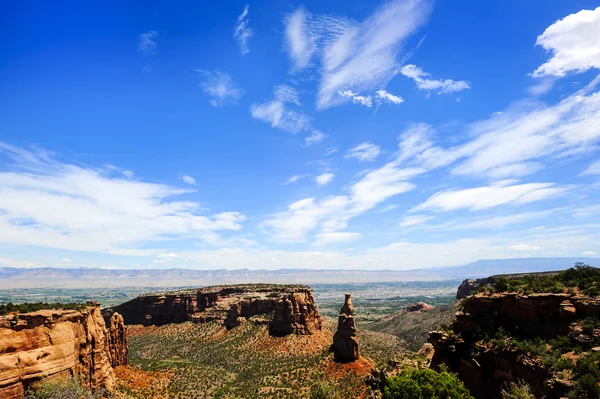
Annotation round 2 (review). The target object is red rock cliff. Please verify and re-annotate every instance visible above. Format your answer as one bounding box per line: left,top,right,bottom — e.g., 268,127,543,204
106,284,323,336
0,305,127,399
429,292,600,398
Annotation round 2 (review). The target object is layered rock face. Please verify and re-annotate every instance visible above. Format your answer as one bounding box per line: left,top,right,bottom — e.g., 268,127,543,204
0,305,127,399
333,294,359,362
105,284,323,336
429,292,600,398
270,290,322,335
108,313,128,367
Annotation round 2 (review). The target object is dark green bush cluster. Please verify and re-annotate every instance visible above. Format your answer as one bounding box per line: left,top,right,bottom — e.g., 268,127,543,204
0,302,87,315
482,263,600,296
383,368,473,399
571,351,600,398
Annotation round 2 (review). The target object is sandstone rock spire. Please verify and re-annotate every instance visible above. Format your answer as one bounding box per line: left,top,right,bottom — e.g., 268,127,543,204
333,293,359,362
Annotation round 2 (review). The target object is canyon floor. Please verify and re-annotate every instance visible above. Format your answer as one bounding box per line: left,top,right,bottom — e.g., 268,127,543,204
116,317,407,399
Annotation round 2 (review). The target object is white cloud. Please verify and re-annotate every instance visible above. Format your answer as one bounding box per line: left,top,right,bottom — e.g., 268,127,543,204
399,214,433,227
180,175,196,185
305,129,326,146
251,86,312,134
393,77,600,179
234,4,253,55
274,85,302,105
0,142,246,254
106,164,134,178
197,69,244,107
509,244,541,252
324,147,339,156
314,232,361,246
339,90,372,107
138,31,158,55
284,174,309,184
413,182,567,212
316,172,335,186
180,226,600,270
345,142,381,162
532,7,600,78
427,210,554,231
375,90,404,104
59,258,72,263
263,159,419,242
400,64,470,94
527,78,556,96
284,8,317,71
581,160,600,175
250,101,311,133
283,0,433,109
582,251,597,255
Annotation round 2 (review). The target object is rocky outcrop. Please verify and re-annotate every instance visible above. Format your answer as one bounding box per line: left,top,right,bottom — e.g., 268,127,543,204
0,304,125,399
404,302,433,313
333,294,359,362
105,284,322,336
456,271,561,299
456,278,495,299
108,313,127,367
429,291,600,398
270,291,322,336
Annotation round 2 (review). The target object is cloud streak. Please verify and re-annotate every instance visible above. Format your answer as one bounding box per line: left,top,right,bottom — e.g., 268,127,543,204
234,4,253,55
283,0,433,109
0,143,245,254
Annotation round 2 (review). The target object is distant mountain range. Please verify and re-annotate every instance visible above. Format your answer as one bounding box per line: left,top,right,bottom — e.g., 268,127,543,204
0,257,596,288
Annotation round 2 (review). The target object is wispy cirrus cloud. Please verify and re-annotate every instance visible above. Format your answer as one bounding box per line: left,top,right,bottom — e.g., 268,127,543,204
532,7,600,78
393,76,600,179
0,142,246,255
251,85,321,138
412,182,567,213
180,175,196,185
400,64,470,94
581,160,600,176
345,142,381,162
197,69,244,107
234,4,253,55
283,0,433,109
305,130,327,146
138,31,158,55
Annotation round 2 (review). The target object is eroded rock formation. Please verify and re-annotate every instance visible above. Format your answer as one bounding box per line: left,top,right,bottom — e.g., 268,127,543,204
270,291,322,336
333,294,359,362
0,304,127,399
105,284,323,336
429,292,600,398
108,312,127,367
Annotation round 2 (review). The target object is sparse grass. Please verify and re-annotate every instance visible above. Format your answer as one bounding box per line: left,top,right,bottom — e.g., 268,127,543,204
475,263,600,296
123,317,398,398
0,301,87,315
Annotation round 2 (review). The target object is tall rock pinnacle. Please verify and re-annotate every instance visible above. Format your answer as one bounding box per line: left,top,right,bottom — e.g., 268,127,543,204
333,293,359,362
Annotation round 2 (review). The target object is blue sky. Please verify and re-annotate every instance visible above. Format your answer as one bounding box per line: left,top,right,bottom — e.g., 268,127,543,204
1,0,600,270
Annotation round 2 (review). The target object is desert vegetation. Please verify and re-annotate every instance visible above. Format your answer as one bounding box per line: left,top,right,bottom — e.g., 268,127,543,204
121,316,402,399
476,263,600,296
382,368,473,399
0,301,87,315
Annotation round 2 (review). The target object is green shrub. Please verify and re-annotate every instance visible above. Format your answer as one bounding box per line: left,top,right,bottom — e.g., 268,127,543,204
310,382,338,399
0,302,87,316
26,376,97,399
501,381,535,399
383,368,473,399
